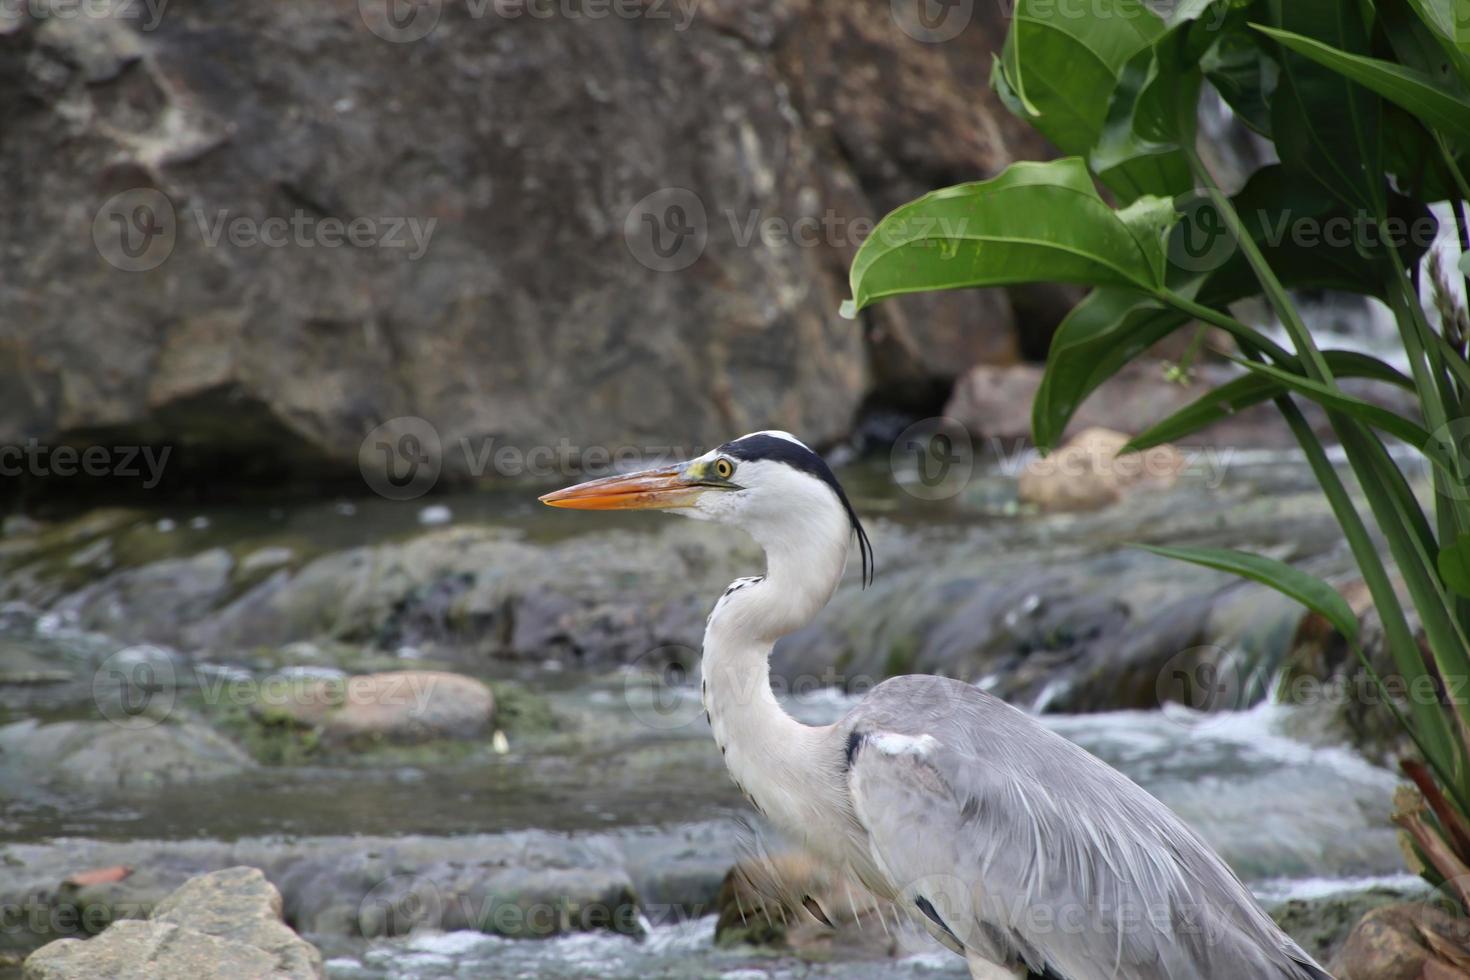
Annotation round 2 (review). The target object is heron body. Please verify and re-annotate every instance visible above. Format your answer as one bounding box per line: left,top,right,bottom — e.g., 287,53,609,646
543,431,1333,980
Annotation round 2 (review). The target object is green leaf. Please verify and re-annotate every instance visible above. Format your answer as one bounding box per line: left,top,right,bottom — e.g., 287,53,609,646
1032,288,1189,450
1256,24,1470,145
1091,33,1197,199
844,159,1175,317
1201,18,1280,137
1265,0,1385,217
1031,164,1428,453
1378,0,1470,95
1136,544,1360,640
1440,536,1470,598
1176,165,1438,300
1124,351,1417,451
996,0,1174,202
1230,357,1457,473
1397,0,1469,57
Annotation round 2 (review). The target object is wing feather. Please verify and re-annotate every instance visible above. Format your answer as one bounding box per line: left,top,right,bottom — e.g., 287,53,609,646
841,675,1332,980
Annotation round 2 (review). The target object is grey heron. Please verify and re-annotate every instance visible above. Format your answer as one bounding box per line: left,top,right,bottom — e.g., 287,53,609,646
541,430,1332,980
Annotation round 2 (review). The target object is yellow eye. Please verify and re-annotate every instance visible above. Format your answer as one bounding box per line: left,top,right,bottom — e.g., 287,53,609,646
714,458,734,479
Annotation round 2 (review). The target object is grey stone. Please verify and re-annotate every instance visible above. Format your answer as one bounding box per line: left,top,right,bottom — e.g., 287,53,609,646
0,719,253,790
23,867,322,979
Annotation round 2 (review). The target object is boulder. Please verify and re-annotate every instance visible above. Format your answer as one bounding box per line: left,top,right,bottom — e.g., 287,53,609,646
261,670,494,746
0,719,253,790
0,0,1055,492
1331,902,1470,980
23,866,322,980
1017,427,1186,512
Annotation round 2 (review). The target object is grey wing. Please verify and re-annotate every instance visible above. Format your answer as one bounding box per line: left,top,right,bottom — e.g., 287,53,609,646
841,676,1332,980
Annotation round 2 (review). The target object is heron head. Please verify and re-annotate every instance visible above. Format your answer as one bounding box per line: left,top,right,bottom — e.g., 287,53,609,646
539,430,873,586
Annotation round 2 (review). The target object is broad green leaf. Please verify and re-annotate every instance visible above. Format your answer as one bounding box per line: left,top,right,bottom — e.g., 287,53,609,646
1398,0,1469,57
1136,544,1360,640
1123,351,1416,451
1201,17,1280,136
1188,166,1438,299
997,0,1173,201
1230,357,1457,473
1255,25,1470,145
1091,34,1198,197
1032,165,1428,453
843,159,1175,317
1032,288,1190,450
1440,536,1470,597
1266,0,1386,217
1378,0,1470,94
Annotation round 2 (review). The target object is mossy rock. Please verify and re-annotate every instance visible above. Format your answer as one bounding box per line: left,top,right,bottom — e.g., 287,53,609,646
193,672,557,766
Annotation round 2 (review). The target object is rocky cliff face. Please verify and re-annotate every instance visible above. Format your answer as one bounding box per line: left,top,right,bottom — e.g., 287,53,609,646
0,0,1042,492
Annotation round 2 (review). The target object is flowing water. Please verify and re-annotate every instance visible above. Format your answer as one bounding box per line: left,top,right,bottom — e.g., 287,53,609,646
0,448,1427,978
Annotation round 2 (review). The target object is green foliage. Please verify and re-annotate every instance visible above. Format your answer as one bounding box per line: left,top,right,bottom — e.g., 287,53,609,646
845,0,1470,892
1135,544,1360,640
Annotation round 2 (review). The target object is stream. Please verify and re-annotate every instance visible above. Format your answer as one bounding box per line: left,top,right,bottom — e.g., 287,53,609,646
0,448,1427,977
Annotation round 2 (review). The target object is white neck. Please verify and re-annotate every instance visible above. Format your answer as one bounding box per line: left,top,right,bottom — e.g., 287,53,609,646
699,493,852,845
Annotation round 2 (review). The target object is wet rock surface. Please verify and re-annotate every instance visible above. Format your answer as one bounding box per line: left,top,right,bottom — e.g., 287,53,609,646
1331,901,1470,980
1016,427,1186,513
262,670,495,747
0,454,1431,977
23,866,323,980
0,0,1051,491
0,718,254,791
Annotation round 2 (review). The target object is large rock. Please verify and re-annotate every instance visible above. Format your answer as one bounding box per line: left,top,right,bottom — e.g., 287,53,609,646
262,669,495,746
1331,902,1470,980
1017,427,1186,513
0,0,1041,490
23,866,323,980
0,718,253,790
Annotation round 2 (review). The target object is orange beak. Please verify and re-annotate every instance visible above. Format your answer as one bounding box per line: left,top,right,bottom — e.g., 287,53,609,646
539,464,704,511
